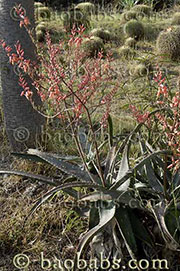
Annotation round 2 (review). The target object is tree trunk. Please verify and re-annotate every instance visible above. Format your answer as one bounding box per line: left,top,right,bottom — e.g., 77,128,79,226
0,0,45,152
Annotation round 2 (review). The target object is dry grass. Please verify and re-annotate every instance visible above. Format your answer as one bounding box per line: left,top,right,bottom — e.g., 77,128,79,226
0,169,87,270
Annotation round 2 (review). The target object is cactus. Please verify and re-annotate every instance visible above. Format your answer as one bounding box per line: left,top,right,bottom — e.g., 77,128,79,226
172,12,180,25
118,46,135,59
90,28,111,42
156,26,180,61
34,2,44,8
36,22,47,42
36,22,59,42
129,62,150,77
75,2,96,16
121,11,137,22
62,8,90,31
143,23,159,41
132,4,151,17
134,64,148,76
124,37,136,48
124,19,144,40
82,36,104,57
36,30,44,42
35,22,47,32
35,7,51,21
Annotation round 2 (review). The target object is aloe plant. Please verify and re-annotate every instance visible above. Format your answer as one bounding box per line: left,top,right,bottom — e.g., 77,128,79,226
1,119,179,269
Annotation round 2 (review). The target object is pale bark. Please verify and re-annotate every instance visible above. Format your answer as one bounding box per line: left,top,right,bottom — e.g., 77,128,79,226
0,0,45,151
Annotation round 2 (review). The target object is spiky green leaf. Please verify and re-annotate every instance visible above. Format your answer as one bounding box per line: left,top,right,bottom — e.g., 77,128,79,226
74,202,116,269
115,207,137,258
111,150,171,191
128,209,154,247
0,170,56,186
104,145,116,185
26,182,102,222
150,202,179,250
139,140,163,192
26,149,101,184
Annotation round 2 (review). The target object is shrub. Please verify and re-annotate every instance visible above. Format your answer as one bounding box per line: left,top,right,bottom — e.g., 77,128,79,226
156,26,180,61
172,12,180,25
82,36,104,57
62,8,90,31
90,28,112,42
121,10,137,22
132,4,151,17
124,19,144,40
118,46,135,59
124,37,136,48
35,7,51,21
75,2,96,16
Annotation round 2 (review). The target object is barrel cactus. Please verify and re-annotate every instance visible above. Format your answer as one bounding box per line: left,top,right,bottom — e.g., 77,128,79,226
134,64,148,76
35,7,51,21
124,37,136,48
75,2,96,16
118,46,135,59
82,36,104,57
132,4,152,17
62,8,90,31
121,10,137,22
36,22,48,42
36,30,44,42
34,2,45,8
156,26,180,61
36,22,47,32
172,12,180,25
90,28,111,42
124,19,144,40
36,22,61,43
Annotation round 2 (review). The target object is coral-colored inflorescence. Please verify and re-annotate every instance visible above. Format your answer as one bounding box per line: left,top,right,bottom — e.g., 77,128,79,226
154,65,180,170
1,4,118,127
130,64,180,170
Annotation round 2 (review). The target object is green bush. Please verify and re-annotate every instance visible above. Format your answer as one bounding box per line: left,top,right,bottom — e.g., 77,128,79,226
75,2,96,16
121,11,137,22
172,12,180,25
90,28,112,42
62,9,90,31
124,37,136,48
82,36,104,57
35,7,51,21
132,4,152,17
124,20,144,40
156,26,180,61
